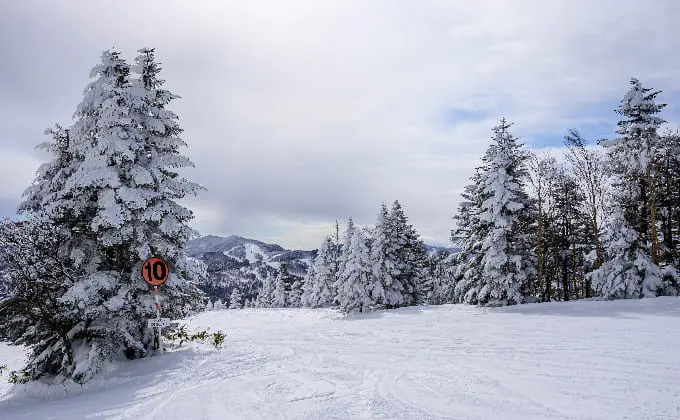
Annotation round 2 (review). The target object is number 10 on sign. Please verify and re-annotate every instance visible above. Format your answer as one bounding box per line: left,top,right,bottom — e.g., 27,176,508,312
142,257,169,355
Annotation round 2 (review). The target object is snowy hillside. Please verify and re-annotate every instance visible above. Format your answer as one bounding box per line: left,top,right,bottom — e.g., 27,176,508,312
185,235,316,304
2,297,679,419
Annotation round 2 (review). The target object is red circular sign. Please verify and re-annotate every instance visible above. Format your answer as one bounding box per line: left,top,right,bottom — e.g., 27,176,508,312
142,257,168,286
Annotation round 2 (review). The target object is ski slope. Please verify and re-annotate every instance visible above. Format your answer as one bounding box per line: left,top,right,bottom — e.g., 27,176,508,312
1,298,679,419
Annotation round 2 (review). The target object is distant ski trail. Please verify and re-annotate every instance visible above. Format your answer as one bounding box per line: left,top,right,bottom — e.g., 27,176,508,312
1,298,680,419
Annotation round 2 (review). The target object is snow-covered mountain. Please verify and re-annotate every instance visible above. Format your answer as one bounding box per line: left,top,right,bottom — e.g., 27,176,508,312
185,235,316,304
186,235,315,271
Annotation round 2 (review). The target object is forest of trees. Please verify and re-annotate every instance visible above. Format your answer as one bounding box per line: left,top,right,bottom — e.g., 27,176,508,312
0,44,678,386
247,78,680,312
452,78,680,304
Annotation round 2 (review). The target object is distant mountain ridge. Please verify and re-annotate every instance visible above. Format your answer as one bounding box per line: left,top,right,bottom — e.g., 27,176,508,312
185,235,317,305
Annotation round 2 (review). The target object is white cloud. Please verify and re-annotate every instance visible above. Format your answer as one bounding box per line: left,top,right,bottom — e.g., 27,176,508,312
0,149,41,202
1,0,679,249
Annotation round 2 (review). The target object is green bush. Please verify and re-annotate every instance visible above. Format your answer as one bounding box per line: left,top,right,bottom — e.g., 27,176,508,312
164,326,225,349
8,370,29,384
212,331,225,348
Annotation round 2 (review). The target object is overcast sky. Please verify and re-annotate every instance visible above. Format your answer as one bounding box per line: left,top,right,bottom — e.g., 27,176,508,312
1,0,679,250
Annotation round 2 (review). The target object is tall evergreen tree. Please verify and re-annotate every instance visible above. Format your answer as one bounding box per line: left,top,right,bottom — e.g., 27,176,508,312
452,174,488,304
369,204,399,308
12,50,204,382
272,265,288,307
591,78,667,298
301,235,335,308
389,201,428,306
476,119,535,306
334,218,356,306
454,119,534,306
337,227,373,314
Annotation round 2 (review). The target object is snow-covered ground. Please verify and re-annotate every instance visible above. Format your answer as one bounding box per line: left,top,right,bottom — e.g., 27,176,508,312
1,298,679,419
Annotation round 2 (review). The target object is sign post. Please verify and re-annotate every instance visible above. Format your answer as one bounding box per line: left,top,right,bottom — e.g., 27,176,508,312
142,257,169,356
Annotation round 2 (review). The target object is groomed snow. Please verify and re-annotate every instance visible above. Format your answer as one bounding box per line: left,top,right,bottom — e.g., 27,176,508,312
1,298,680,419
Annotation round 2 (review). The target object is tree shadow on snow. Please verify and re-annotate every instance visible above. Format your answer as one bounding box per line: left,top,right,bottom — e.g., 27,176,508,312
0,349,204,419
340,305,427,321
491,297,680,319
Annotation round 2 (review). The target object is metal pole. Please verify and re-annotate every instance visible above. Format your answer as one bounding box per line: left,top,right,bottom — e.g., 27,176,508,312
154,286,163,356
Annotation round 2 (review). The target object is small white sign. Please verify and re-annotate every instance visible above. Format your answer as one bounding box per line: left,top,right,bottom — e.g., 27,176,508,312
148,318,171,329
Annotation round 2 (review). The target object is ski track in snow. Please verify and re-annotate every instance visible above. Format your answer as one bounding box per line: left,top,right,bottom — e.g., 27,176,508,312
1,298,680,419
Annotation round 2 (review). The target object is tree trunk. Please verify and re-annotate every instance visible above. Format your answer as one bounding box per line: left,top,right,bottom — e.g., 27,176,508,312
647,166,660,265
592,206,603,270
572,244,579,299
537,201,544,299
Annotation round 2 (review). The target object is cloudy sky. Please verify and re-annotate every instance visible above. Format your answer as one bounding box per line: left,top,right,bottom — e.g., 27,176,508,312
1,0,679,250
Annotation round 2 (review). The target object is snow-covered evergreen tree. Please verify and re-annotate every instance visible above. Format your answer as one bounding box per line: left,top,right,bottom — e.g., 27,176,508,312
337,227,373,313
453,119,534,306
590,209,663,299
426,250,455,305
476,119,535,306
301,262,316,307
451,175,487,304
12,49,205,382
213,299,225,310
301,236,335,308
17,125,74,217
591,78,667,298
204,299,214,311
288,276,303,308
334,218,356,305
272,265,288,307
369,204,399,308
229,288,243,309
389,200,428,306
257,270,275,308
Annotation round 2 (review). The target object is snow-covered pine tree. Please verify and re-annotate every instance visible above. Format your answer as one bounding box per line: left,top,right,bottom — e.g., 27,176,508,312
17,125,74,217
257,269,275,308
14,50,204,383
272,265,288,307
425,250,454,305
451,174,487,304
389,200,428,306
301,235,335,308
214,299,225,310
369,204,398,308
229,288,243,309
288,276,303,308
656,130,680,292
337,226,373,313
301,262,316,308
591,78,667,298
204,299,214,311
472,118,535,306
590,208,664,299
334,218,356,306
